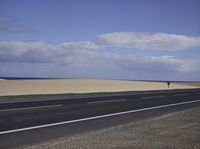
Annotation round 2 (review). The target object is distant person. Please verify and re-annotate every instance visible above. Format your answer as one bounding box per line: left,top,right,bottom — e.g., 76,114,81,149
167,81,170,88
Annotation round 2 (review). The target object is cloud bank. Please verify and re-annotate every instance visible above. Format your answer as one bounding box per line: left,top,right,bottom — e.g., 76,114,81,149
0,32,200,80
97,32,200,51
0,40,199,75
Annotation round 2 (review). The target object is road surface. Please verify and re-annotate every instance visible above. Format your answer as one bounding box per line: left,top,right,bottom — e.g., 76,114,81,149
0,89,200,148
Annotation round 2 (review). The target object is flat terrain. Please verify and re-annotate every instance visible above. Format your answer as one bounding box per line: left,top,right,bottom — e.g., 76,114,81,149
177,82,200,87
0,79,199,148
0,79,199,96
11,106,200,149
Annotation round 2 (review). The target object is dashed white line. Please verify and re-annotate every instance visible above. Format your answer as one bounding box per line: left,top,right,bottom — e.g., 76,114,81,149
0,104,63,112
88,99,127,104
172,93,188,96
141,95,164,99
1,99,200,135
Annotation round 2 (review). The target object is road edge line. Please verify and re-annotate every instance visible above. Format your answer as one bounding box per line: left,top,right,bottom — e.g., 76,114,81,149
1,99,200,135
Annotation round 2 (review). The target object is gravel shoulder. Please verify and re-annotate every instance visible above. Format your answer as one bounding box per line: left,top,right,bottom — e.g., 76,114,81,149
18,106,200,149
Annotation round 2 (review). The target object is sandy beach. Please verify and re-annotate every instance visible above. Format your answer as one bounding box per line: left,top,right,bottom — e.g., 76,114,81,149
0,79,199,96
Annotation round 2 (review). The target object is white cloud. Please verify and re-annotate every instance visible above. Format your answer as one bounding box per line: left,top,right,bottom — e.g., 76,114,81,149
0,40,199,75
61,41,100,50
97,32,200,51
0,41,100,63
0,41,59,62
112,55,199,73
0,16,31,32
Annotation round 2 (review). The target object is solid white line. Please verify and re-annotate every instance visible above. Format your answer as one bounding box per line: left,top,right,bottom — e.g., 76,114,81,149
141,95,164,99
88,99,127,104
0,104,62,112
172,93,188,96
0,99,200,135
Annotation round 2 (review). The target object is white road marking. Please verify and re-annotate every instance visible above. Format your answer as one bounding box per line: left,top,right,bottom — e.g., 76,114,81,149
141,95,164,99
88,99,127,104
195,92,200,95
0,90,195,104
172,93,188,96
0,99,200,135
0,104,62,112
0,99,61,104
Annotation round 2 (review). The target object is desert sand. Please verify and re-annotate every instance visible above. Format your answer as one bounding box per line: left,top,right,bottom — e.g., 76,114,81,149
0,79,199,96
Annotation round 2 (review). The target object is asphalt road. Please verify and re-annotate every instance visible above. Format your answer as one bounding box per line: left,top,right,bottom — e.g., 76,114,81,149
0,89,200,148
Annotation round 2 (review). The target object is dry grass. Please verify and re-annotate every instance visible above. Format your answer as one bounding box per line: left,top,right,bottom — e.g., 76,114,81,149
0,79,199,96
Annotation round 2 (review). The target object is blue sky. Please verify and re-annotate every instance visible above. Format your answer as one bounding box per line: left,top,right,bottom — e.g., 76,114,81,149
0,0,200,81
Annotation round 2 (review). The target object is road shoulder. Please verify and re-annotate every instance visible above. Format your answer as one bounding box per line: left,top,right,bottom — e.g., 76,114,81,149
19,106,200,149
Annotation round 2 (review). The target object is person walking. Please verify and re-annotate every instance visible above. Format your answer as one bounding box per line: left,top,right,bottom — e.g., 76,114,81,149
167,81,170,88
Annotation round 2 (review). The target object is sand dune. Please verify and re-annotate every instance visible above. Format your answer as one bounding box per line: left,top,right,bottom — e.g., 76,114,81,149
0,79,199,96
